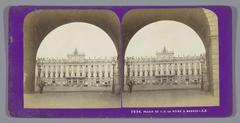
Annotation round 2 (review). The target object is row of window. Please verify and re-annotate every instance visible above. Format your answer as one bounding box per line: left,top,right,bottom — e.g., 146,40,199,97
39,71,112,78
127,69,201,77
38,61,201,70
126,62,201,67
127,64,200,67
39,64,114,69
39,68,201,78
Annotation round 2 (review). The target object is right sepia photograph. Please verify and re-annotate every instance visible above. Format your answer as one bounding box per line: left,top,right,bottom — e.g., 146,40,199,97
122,8,219,107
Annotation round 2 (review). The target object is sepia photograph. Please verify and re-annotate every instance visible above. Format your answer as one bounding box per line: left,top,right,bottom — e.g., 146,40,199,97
23,10,121,108
122,8,220,107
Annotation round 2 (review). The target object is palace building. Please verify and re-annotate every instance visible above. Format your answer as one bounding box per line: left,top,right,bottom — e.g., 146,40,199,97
124,46,207,89
35,47,207,92
35,49,117,92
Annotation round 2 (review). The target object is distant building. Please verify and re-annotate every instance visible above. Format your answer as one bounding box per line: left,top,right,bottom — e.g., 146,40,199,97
35,47,207,92
35,49,117,92
124,46,207,87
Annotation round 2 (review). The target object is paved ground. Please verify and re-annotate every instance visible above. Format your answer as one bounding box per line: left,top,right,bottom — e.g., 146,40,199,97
122,89,219,107
24,89,219,108
24,92,121,108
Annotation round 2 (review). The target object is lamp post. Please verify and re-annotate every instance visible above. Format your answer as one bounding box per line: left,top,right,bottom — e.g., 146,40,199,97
111,58,116,93
37,62,42,86
200,58,204,90
37,60,45,93
126,57,131,84
126,57,134,92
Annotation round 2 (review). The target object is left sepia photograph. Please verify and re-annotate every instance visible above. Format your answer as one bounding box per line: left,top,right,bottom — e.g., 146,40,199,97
23,10,121,108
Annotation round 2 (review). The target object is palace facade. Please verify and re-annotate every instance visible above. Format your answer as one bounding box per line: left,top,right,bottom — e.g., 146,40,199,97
124,47,207,88
35,47,207,92
35,49,117,91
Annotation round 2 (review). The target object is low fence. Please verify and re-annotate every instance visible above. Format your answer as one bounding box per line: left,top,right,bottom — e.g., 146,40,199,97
36,84,201,92
41,86,112,92
124,84,201,91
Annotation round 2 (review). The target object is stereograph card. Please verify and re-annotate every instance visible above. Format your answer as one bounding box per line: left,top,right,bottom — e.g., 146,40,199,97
8,6,232,118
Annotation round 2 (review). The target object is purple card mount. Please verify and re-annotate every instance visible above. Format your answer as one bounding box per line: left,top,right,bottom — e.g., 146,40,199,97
8,6,232,118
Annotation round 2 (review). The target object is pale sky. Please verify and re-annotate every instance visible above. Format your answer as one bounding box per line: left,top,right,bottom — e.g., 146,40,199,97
36,22,117,59
125,20,206,57
37,21,205,59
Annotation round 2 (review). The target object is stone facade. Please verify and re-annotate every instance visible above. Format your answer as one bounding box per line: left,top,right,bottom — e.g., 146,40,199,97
124,47,207,89
35,47,207,92
35,49,117,92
